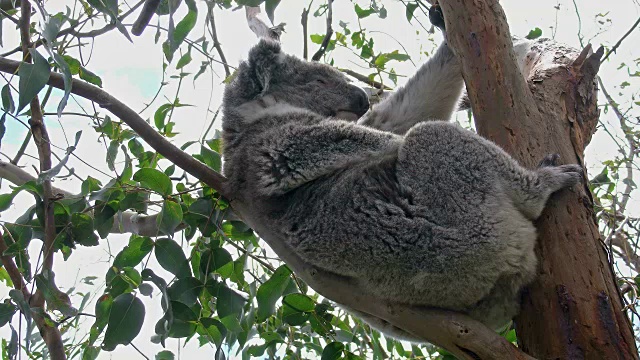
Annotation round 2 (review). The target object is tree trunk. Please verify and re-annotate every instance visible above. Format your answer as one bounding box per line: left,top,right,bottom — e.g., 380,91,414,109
439,0,638,358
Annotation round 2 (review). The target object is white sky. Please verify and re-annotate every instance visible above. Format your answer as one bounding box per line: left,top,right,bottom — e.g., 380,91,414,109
0,0,639,359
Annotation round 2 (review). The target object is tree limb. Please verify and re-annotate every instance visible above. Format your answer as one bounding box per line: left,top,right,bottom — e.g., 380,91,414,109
311,0,333,61
0,57,231,200
17,2,66,358
131,0,161,36
245,6,285,41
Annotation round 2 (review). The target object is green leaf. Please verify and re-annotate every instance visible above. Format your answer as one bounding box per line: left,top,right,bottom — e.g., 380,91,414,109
167,277,203,306
106,140,119,171
322,342,345,360
525,27,543,40
256,265,292,322
216,285,246,319
17,49,51,113
354,4,376,18
133,168,173,196
155,238,191,278
102,293,145,351
158,199,183,235
114,235,155,268
199,248,234,278
82,346,101,360
176,51,192,69
94,201,116,239
405,3,418,22
1,84,15,113
310,34,325,45
199,318,226,347
282,293,315,312
52,52,72,117
156,350,175,360
200,146,221,172
79,66,103,87
164,0,197,62
154,103,172,130
62,55,81,75
0,303,16,327
90,294,113,344
70,213,98,246
35,270,77,317
265,0,281,24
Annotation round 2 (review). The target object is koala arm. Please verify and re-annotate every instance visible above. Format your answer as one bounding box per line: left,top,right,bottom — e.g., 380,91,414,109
358,42,464,135
252,120,402,196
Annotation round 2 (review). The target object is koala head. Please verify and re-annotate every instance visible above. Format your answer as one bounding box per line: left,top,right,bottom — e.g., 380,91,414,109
223,39,370,125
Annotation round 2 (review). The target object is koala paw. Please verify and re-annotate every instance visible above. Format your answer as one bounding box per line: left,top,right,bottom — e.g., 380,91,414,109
538,162,584,192
428,3,445,31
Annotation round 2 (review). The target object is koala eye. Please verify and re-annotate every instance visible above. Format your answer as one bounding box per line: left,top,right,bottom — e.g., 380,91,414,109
315,78,328,85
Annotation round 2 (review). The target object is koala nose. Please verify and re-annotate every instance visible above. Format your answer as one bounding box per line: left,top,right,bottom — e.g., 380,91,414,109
350,85,370,117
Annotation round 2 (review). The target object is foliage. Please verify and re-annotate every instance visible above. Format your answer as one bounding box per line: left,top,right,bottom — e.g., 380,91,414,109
0,0,637,359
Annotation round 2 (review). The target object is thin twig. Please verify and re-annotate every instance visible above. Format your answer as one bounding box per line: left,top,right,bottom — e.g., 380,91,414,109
339,68,392,90
206,3,231,78
601,16,640,63
311,0,333,61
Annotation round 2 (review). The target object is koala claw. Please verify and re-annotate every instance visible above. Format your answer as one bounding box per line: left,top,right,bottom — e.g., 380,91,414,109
538,153,560,168
428,3,445,31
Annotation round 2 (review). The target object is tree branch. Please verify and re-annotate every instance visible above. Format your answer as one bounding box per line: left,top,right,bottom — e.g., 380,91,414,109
245,6,285,41
311,0,333,61
131,0,161,36
17,2,66,359
0,57,230,200
339,68,392,90
231,201,534,360
301,6,310,60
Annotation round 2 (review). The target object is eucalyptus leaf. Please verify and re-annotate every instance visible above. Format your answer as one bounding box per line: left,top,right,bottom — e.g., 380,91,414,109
102,293,145,351
17,49,51,113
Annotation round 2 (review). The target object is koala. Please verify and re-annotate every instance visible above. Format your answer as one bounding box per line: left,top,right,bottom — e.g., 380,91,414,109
221,13,582,342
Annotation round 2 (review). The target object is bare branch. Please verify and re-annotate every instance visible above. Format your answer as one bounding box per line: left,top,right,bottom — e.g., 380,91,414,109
301,6,310,60
206,3,231,77
601,16,640,63
131,0,161,36
311,0,333,61
245,6,285,41
339,68,392,90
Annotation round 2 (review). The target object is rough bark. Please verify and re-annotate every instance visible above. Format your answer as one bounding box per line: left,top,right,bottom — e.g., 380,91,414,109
439,0,638,358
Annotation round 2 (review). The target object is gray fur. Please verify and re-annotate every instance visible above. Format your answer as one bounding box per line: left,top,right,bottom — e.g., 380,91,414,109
221,39,582,342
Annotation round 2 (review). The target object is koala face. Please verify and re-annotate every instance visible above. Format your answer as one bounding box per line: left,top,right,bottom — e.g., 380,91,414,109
224,39,370,122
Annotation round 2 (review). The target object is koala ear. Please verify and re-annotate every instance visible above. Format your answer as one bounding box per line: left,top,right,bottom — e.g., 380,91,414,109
247,39,284,94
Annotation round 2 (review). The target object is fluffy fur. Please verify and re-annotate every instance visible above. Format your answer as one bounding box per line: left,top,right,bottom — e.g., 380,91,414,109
221,36,581,341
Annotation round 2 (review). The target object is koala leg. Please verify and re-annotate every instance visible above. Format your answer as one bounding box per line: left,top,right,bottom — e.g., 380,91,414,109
506,154,583,220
